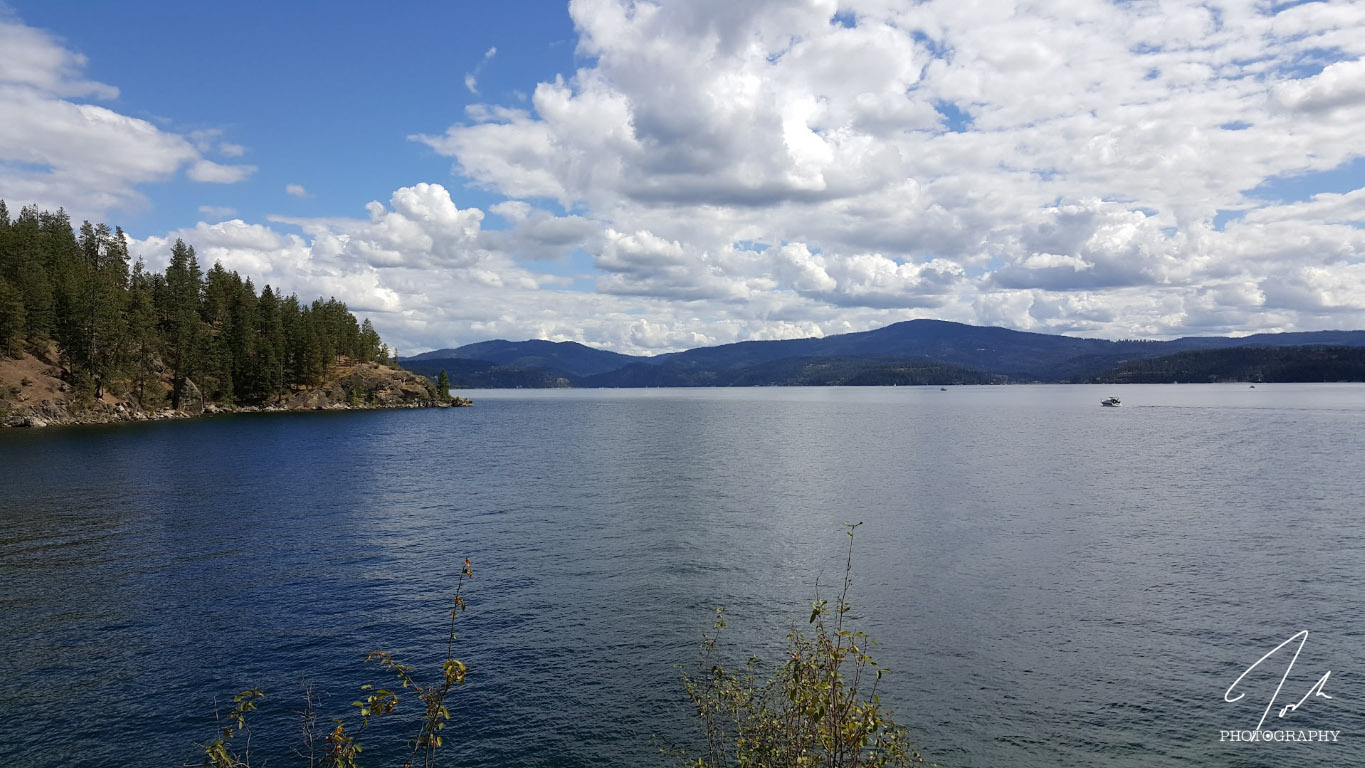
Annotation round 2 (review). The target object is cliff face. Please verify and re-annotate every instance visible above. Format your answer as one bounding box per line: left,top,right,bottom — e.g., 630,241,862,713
0,354,470,428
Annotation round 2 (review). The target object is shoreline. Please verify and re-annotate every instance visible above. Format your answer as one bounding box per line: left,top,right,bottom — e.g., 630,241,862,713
1,396,472,429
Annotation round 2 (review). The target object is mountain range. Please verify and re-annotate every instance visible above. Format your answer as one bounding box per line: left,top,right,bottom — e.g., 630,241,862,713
401,319,1365,387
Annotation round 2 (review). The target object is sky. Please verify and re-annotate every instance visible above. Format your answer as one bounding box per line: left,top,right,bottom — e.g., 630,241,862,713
2,0,1364,355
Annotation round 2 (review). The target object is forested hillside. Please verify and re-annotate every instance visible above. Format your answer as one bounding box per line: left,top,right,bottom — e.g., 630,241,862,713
410,320,1365,387
0,202,391,412
1088,345,1365,383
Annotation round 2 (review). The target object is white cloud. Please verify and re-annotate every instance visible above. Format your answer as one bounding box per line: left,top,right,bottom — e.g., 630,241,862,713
188,159,256,183
393,0,1365,346
189,129,249,158
464,45,499,95
127,183,944,356
55,3,1365,353
0,17,257,219
198,205,237,218
1275,57,1365,114
285,183,309,198
0,21,117,98
482,201,597,260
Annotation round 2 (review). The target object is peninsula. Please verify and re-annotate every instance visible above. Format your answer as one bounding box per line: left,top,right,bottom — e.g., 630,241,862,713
0,203,468,428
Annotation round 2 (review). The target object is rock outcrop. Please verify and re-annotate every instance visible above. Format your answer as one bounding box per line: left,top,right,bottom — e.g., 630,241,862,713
1,356,470,429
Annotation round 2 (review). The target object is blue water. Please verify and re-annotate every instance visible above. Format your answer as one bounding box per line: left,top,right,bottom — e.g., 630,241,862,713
1,384,1363,766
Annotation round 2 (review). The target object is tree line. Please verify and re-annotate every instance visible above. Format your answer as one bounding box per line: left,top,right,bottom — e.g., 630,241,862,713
0,202,388,409
1087,345,1365,383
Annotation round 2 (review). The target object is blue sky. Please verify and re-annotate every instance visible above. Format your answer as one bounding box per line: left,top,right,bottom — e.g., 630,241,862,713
2,0,1364,354
5,1,577,234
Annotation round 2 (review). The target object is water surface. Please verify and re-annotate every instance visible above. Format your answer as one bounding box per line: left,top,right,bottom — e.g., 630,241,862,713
1,384,1362,766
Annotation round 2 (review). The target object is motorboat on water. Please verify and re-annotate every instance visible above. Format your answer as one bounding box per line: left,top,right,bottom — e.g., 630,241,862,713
1101,396,1121,407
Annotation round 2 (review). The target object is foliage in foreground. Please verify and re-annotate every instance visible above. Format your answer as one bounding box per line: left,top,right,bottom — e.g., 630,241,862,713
682,523,927,768
201,558,472,768
198,527,929,768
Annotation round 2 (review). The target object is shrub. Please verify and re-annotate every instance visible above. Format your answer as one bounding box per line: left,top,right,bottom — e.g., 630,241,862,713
200,558,473,768
681,523,927,768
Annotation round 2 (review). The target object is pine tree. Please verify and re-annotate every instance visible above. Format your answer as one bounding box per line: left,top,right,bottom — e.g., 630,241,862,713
0,275,25,357
0,201,396,407
200,262,242,402
63,221,130,396
0,204,23,357
162,239,205,410
437,369,451,400
256,285,286,401
359,318,382,363
126,259,160,405
96,226,133,390
4,206,54,351
228,277,260,402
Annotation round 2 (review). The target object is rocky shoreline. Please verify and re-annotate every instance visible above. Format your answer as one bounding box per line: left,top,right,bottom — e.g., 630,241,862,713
1,359,471,429
2,397,471,429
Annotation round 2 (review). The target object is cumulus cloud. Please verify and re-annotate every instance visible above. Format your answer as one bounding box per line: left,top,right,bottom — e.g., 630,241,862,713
1274,57,1365,114
394,0,1365,344
28,3,1365,352
285,183,309,198
125,183,939,356
0,16,255,219
481,201,597,260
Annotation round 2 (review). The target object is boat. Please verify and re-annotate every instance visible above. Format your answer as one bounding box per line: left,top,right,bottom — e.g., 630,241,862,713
1101,396,1121,407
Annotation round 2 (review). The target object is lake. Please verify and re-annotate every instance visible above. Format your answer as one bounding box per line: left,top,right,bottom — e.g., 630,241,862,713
1,384,1362,766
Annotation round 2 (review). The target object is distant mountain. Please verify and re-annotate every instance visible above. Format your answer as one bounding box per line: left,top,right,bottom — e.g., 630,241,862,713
610,320,1131,381
405,321,1365,387
406,339,646,378
581,356,1003,387
400,357,573,389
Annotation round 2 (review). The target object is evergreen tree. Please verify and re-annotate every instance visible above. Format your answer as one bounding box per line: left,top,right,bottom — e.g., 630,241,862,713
161,239,205,410
126,259,161,405
280,293,305,387
96,226,133,390
3,206,54,350
256,285,286,401
200,262,242,402
437,369,451,399
359,318,382,363
0,275,25,357
0,201,396,408
63,221,130,396
228,277,261,401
